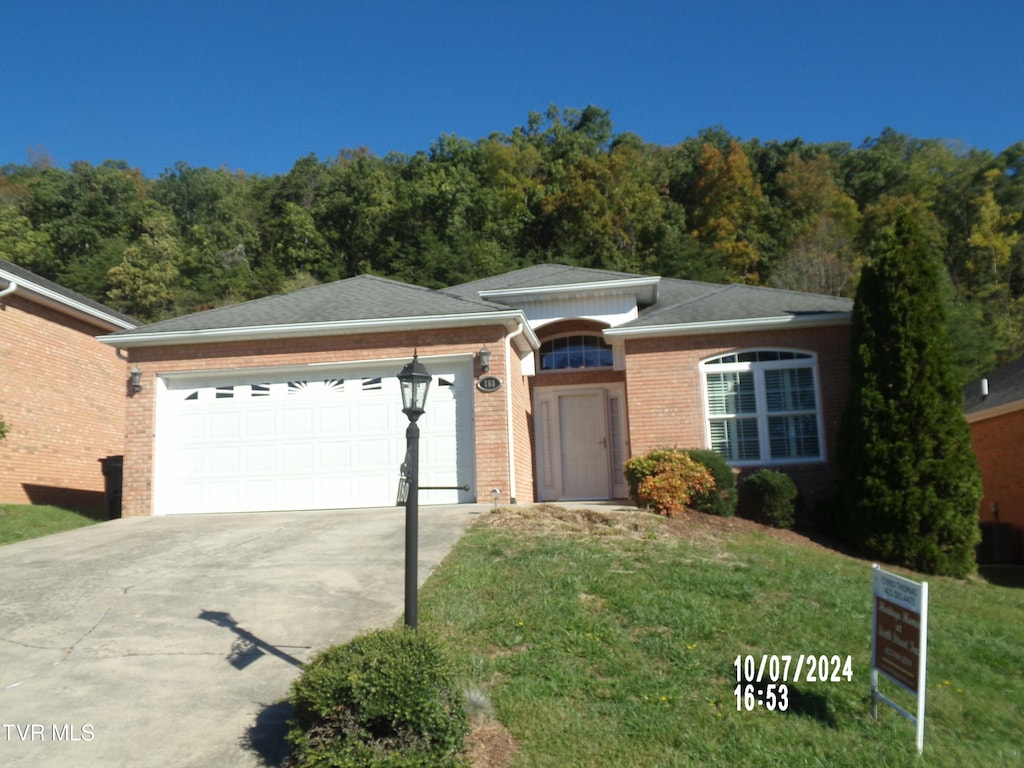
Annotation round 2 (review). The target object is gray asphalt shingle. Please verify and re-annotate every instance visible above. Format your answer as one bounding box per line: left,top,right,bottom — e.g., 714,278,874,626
104,274,509,337
633,279,853,326
964,356,1024,415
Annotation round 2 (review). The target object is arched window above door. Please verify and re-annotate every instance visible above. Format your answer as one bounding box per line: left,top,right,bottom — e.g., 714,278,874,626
539,335,613,371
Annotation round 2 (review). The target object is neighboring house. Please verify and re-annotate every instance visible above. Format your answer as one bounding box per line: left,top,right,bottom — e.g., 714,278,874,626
99,264,853,517
0,258,138,510
964,357,1024,564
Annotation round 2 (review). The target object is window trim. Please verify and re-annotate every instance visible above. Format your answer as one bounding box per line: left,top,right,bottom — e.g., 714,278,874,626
700,348,826,466
538,333,614,373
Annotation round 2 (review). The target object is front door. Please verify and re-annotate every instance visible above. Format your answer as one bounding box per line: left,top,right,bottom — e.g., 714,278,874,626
559,391,610,499
534,385,627,501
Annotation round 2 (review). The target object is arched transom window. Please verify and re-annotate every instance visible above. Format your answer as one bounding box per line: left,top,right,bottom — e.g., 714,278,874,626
702,350,824,463
539,334,613,371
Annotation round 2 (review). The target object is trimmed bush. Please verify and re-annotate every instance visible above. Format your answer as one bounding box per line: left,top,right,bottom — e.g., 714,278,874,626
286,627,468,768
624,449,715,517
737,470,798,529
685,448,737,517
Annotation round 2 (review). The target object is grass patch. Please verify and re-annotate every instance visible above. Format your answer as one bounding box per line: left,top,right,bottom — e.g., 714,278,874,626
418,506,1024,767
0,504,101,546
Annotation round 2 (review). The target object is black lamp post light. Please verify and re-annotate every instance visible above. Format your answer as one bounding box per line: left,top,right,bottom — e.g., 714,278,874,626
397,352,431,629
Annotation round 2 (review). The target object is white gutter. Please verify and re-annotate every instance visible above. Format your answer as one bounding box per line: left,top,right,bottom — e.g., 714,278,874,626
504,321,526,504
0,268,135,330
101,310,541,349
603,312,852,339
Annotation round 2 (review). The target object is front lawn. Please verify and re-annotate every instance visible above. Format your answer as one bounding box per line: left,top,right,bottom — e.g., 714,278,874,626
0,504,101,546
417,505,1024,767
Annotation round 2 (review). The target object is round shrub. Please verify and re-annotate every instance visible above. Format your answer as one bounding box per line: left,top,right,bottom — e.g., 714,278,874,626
685,448,737,517
624,448,716,517
287,627,468,768
737,470,799,529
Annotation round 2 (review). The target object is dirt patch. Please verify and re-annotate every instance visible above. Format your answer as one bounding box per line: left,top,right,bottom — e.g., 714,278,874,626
465,721,520,768
475,503,856,557
473,503,661,540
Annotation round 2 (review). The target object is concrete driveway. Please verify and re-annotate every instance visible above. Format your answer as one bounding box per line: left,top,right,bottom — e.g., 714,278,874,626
0,504,481,767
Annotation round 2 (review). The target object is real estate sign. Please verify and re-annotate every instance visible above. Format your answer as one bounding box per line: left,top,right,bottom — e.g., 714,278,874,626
871,565,929,754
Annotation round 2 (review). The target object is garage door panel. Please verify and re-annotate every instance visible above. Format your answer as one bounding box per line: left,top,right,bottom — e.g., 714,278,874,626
242,479,277,508
207,480,242,509
208,446,241,473
244,410,276,437
244,444,276,473
355,438,391,469
318,406,351,433
157,366,471,514
319,441,352,469
283,408,314,435
209,412,241,439
355,403,391,431
181,413,205,440
281,442,314,471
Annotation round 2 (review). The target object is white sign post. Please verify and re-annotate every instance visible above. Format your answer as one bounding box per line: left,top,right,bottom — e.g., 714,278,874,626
871,564,929,754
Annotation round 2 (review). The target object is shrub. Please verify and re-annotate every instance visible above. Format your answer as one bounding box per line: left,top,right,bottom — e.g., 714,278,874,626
737,470,799,529
685,448,737,517
286,627,468,768
624,449,715,517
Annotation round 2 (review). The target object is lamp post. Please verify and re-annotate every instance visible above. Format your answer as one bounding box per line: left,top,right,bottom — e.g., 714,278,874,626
397,353,431,629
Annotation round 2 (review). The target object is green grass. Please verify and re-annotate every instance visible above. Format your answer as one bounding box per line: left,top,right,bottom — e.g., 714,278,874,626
0,504,101,545
417,509,1024,767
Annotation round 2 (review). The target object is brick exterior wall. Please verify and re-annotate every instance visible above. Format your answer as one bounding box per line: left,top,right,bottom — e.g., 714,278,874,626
622,323,851,511
120,324,529,516
0,293,128,509
969,407,1024,561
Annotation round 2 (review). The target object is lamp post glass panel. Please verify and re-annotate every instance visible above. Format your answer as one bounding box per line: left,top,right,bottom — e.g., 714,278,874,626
398,354,430,628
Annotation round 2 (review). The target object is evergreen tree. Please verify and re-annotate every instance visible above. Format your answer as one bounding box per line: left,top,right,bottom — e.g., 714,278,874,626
838,206,983,577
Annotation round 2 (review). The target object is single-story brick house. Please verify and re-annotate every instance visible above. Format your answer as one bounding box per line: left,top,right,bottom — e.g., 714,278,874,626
964,357,1024,564
99,264,853,517
0,258,138,510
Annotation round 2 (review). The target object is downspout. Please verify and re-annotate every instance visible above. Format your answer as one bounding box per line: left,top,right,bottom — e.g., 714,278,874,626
0,280,18,300
504,321,526,504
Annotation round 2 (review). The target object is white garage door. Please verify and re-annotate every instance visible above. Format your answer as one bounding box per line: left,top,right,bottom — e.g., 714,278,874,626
154,364,473,514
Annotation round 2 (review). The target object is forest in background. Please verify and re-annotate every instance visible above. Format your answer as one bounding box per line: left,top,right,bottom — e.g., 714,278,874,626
1,105,1021,382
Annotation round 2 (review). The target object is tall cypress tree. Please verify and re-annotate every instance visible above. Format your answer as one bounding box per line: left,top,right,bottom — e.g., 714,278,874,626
838,206,982,577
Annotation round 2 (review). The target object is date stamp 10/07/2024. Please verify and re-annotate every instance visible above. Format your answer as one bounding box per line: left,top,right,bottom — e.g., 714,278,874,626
733,654,854,712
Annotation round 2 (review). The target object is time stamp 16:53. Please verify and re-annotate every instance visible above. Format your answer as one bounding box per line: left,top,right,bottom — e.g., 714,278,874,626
733,654,854,711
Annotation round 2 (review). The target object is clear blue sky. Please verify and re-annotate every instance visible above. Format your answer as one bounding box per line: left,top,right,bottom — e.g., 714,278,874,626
3,1,1022,179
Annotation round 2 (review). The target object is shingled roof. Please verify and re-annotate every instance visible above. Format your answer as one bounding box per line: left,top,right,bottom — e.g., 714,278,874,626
446,263,652,295
101,274,531,347
624,278,853,329
102,264,854,348
964,356,1024,419
450,264,852,335
0,258,137,330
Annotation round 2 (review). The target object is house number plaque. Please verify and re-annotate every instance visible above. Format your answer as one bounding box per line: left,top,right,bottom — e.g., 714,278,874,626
477,375,502,392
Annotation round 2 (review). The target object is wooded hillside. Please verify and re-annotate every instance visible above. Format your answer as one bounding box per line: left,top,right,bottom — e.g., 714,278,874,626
2,105,1021,381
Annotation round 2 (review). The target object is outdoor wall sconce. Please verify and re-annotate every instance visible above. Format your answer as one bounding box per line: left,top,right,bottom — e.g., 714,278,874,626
129,366,144,395
478,346,491,374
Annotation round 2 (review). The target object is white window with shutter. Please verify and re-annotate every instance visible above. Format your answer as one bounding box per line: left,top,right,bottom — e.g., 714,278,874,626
702,350,824,465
